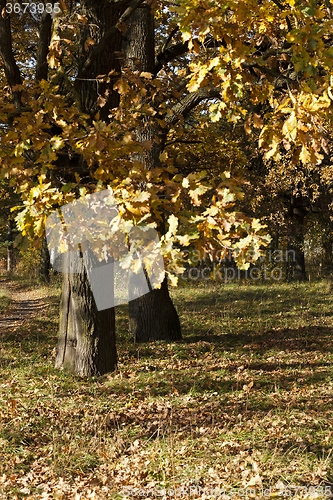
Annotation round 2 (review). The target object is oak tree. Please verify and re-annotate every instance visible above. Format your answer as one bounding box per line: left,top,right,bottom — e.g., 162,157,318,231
0,0,270,376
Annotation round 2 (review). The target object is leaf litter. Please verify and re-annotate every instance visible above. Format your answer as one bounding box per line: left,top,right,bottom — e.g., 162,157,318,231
0,278,333,499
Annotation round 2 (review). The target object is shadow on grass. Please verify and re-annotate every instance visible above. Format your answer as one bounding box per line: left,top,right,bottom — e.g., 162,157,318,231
181,325,333,352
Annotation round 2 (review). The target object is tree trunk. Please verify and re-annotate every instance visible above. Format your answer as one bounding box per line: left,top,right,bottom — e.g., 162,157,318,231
322,233,333,275
286,195,307,282
124,5,182,342
7,218,13,272
55,251,117,376
290,238,307,281
55,0,123,375
129,276,181,342
39,236,50,283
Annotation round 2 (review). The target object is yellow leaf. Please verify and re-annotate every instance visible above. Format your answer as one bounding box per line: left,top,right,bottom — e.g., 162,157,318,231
140,72,153,79
84,37,95,51
133,191,150,203
96,95,107,108
48,54,59,69
251,219,266,232
192,39,201,54
167,273,178,287
177,235,190,246
282,112,297,140
299,145,311,164
59,0,68,11
244,116,252,135
253,113,263,128
159,151,168,162
167,214,178,236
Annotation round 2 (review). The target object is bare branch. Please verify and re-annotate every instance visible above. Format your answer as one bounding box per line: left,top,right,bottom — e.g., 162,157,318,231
0,1,23,108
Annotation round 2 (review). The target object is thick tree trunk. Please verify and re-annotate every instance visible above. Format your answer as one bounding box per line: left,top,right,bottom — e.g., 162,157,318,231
55,251,117,376
7,218,13,272
129,276,181,342
39,236,50,283
55,0,123,375
124,5,182,342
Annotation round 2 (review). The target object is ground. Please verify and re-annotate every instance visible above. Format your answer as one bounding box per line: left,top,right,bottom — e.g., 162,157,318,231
0,277,48,333
0,274,333,499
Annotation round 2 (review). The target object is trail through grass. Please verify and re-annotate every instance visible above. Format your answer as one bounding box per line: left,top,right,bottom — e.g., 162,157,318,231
0,277,333,499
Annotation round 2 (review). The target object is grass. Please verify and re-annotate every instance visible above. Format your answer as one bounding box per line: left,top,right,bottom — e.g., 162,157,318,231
0,289,11,313
0,276,333,499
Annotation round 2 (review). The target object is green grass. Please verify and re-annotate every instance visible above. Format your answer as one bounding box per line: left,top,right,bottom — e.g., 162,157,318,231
0,289,11,313
1,277,333,498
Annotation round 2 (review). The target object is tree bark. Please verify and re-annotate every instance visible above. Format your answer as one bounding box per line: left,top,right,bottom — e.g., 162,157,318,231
55,251,117,376
124,5,182,342
322,233,333,275
39,236,50,283
129,276,181,342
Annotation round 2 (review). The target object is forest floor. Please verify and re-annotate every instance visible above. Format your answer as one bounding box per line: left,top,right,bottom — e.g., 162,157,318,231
0,273,333,499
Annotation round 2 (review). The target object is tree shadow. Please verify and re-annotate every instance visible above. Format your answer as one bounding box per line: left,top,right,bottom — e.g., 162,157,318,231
182,325,333,353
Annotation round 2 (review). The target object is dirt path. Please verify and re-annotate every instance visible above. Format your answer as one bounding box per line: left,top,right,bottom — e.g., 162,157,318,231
0,276,49,333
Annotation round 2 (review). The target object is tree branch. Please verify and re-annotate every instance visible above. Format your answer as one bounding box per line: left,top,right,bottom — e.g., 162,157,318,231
36,11,53,82
242,62,279,78
77,0,145,78
0,1,23,108
155,35,222,75
155,40,189,75
165,139,204,146
167,87,221,126
261,47,292,61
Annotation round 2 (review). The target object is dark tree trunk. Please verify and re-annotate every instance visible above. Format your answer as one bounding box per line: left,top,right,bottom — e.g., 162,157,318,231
286,237,307,281
129,276,181,342
322,234,333,275
74,0,123,118
56,251,117,376
7,218,13,272
289,238,307,281
124,5,182,342
286,195,307,282
39,236,50,283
